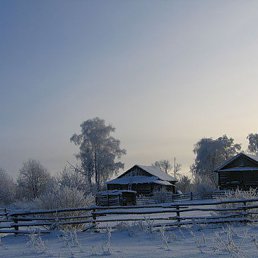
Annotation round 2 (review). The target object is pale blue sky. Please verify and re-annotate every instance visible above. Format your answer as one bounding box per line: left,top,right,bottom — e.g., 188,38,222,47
1,1,258,176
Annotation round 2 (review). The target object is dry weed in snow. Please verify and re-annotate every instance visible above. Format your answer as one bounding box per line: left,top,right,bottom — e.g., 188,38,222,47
190,230,206,254
102,226,112,255
211,226,246,258
26,232,47,254
0,236,8,250
159,226,170,250
89,226,113,256
60,229,84,255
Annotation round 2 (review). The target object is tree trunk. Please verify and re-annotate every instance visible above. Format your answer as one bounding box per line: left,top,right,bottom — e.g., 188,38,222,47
94,150,99,191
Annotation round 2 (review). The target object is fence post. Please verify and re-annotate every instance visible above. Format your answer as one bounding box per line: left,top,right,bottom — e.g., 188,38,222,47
13,215,19,235
190,192,193,201
92,208,98,232
4,208,8,221
243,201,248,223
176,205,181,227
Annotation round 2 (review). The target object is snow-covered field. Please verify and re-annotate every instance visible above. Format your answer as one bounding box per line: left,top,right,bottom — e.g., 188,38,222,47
2,198,258,257
2,223,258,257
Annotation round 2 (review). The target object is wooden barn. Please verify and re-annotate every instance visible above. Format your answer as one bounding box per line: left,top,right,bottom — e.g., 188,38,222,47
106,165,177,196
214,153,258,190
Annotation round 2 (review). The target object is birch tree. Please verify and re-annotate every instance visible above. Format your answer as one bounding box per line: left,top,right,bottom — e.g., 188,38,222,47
70,117,126,191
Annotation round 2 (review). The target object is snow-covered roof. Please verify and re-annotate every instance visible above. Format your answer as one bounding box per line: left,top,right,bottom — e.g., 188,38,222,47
154,180,174,186
107,176,173,186
136,165,176,182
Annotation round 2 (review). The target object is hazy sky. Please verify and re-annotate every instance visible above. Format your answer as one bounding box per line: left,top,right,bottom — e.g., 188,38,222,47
1,1,258,177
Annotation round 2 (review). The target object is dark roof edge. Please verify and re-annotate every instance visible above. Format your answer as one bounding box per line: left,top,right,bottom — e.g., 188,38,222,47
214,152,258,172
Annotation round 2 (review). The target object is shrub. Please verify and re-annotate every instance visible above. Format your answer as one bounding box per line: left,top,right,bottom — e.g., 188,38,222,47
176,176,192,193
34,186,95,230
191,176,216,194
36,185,94,210
216,188,258,220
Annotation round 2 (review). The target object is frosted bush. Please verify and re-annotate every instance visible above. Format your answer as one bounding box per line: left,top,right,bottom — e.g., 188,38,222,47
191,176,216,194
176,175,192,193
36,185,94,210
216,188,258,220
223,188,257,200
35,186,94,230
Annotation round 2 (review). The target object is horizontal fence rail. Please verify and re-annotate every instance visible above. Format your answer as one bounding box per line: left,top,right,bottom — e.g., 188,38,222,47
1,198,258,234
136,190,231,205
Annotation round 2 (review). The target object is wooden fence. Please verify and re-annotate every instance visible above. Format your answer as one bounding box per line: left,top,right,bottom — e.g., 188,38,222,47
137,190,229,205
173,190,229,201
1,198,258,235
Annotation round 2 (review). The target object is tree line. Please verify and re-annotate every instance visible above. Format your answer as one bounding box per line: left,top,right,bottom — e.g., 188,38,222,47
1,117,258,206
0,117,126,206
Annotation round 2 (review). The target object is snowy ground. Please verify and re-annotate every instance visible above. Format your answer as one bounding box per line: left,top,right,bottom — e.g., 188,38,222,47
2,223,258,257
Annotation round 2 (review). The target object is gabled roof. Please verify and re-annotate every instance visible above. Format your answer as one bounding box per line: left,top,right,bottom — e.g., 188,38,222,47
214,152,258,172
245,154,258,162
136,165,176,181
107,164,177,185
107,176,173,186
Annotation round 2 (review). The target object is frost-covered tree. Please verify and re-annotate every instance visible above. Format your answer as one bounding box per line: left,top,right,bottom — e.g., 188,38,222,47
0,168,16,205
191,135,241,186
176,176,191,193
17,159,52,200
70,117,126,191
153,160,172,174
247,133,258,155
58,167,88,193
37,185,94,210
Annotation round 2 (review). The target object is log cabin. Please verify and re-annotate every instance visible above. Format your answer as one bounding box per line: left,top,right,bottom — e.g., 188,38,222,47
214,153,258,190
106,165,177,195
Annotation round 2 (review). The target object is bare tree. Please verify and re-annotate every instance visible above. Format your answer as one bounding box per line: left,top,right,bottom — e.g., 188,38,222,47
153,158,181,179
172,157,181,179
0,168,16,205
153,160,172,174
17,159,52,200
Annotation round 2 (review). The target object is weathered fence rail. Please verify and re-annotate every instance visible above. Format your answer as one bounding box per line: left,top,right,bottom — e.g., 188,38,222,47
136,190,230,205
173,190,229,201
1,198,258,234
